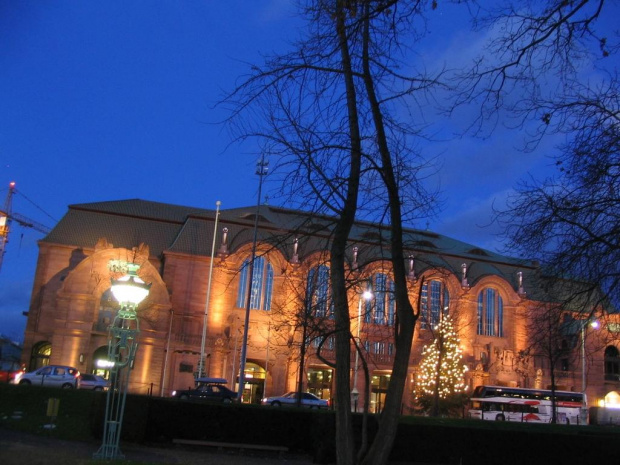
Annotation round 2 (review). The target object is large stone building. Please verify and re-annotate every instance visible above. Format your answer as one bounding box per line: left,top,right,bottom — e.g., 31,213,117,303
21,199,620,412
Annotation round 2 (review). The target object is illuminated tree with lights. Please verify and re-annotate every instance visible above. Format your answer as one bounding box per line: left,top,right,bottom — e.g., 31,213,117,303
416,315,468,417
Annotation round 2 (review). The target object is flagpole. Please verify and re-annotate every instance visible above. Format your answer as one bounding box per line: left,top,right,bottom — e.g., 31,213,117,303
199,200,221,378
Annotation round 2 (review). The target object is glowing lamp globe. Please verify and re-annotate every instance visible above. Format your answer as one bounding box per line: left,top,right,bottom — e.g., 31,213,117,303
111,274,150,305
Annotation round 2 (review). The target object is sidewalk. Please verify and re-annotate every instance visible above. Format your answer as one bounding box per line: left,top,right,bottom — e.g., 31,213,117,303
0,428,315,465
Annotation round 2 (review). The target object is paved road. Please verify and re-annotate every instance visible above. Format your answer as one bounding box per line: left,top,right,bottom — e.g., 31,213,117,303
0,428,315,465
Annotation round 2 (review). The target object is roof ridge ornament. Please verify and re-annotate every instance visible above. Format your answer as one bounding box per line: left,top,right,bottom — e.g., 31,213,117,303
352,246,359,272
217,227,229,258
290,237,300,265
407,255,417,282
461,263,470,290
517,271,527,297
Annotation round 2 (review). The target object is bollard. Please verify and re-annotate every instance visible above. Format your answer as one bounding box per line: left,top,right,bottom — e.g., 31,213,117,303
44,398,60,429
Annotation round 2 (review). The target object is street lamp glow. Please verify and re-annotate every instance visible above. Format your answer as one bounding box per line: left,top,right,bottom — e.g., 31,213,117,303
352,289,373,412
111,274,150,305
96,360,115,369
581,317,599,424
94,262,150,460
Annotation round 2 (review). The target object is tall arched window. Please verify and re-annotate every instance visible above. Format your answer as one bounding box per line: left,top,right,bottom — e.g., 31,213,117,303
236,255,274,311
29,341,51,371
477,288,504,337
365,273,395,326
306,264,330,317
605,346,620,381
420,280,450,330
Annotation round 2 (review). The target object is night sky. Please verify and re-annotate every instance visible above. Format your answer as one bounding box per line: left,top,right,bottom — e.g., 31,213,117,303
1,1,613,341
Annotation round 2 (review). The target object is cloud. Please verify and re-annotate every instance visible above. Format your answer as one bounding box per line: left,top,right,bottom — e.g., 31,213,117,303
257,0,297,23
433,188,513,253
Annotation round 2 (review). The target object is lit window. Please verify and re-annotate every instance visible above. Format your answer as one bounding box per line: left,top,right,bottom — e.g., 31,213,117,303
477,288,503,337
365,273,395,326
605,346,620,381
236,255,274,311
420,280,449,330
306,265,331,318
374,342,385,355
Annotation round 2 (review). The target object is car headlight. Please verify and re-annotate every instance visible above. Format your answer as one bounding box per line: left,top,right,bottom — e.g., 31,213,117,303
171,390,177,396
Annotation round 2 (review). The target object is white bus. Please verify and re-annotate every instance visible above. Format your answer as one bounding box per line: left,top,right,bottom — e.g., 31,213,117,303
468,385,585,425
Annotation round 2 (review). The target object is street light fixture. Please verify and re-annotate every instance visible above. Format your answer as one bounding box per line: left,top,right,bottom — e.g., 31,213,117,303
352,289,373,412
94,262,150,460
581,318,599,424
237,154,268,402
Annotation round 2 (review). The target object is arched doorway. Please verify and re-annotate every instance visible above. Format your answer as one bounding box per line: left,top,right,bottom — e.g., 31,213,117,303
605,346,620,381
237,361,266,404
603,390,620,408
29,341,51,371
92,346,110,378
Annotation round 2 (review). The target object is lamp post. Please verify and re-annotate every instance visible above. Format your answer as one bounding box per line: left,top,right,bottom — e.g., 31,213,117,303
237,154,268,402
94,262,150,460
581,318,599,424
352,289,372,412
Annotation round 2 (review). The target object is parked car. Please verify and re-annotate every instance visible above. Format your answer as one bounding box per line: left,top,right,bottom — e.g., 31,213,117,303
171,377,237,403
78,373,110,391
0,361,24,384
261,391,329,409
18,365,80,389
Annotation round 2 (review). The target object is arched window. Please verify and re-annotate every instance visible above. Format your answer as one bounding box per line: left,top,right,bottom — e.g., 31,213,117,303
477,288,504,337
420,280,449,330
365,273,395,326
236,255,274,311
29,341,51,371
605,346,620,381
306,264,330,318
96,289,118,332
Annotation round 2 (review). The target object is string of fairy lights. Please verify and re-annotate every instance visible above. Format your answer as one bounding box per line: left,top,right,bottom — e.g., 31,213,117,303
416,315,468,399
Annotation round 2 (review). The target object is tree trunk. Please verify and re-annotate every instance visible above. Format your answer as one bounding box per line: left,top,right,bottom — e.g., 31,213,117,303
359,3,418,463
331,1,365,463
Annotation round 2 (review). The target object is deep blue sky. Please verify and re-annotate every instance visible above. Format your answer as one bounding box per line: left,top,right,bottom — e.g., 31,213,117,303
0,1,603,341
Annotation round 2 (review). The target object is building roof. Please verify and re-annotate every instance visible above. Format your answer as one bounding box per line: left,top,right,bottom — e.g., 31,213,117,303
42,198,542,297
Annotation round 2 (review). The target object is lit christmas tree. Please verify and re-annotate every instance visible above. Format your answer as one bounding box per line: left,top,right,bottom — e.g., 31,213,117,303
415,315,468,416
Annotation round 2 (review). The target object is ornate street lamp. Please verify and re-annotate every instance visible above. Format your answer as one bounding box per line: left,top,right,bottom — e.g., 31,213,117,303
580,318,599,424
352,289,373,412
94,262,150,460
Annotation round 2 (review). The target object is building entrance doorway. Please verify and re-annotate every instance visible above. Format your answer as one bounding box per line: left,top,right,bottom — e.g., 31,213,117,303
307,367,333,400
29,341,51,371
370,373,391,413
236,361,266,404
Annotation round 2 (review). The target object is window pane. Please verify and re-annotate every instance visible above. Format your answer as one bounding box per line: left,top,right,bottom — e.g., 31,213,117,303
236,260,249,308
249,256,264,309
421,282,429,330
497,295,504,337
263,263,273,311
387,280,395,326
374,274,386,324
430,280,441,328
477,292,484,335
486,288,496,336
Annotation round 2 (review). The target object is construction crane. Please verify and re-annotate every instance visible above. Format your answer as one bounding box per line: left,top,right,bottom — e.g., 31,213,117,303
0,182,52,273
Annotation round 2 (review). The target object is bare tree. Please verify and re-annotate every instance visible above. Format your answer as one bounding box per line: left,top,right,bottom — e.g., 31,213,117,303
455,1,619,313
222,2,445,463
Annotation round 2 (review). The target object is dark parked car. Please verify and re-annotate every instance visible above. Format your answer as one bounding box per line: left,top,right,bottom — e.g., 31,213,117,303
171,377,237,403
18,365,80,389
78,373,110,391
